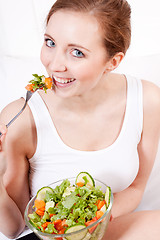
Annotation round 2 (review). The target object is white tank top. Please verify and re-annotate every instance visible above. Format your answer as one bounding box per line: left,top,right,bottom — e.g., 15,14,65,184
28,75,143,196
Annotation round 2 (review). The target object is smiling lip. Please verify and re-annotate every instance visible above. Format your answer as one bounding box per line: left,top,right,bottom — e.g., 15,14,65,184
52,76,76,88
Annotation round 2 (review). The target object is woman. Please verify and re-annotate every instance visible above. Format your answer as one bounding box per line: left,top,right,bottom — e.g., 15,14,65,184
0,0,160,239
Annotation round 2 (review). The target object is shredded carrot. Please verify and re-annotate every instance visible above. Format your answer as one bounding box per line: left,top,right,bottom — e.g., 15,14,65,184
61,219,68,228
25,83,34,91
45,77,53,89
34,199,46,209
54,219,62,225
35,209,45,216
76,182,84,187
58,228,65,234
97,200,105,210
56,202,60,207
96,210,104,219
85,217,98,233
41,222,51,230
54,219,63,231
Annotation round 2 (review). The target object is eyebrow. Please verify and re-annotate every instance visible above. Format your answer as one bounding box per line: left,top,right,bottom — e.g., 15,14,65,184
68,44,90,52
44,33,90,52
44,33,55,41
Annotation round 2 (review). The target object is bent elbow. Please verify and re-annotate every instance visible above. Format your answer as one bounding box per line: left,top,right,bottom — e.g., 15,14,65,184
1,223,25,239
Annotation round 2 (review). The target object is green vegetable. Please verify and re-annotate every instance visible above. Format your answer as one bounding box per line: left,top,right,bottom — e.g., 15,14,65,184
36,186,54,201
76,172,95,188
65,225,88,240
28,172,112,238
105,186,111,207
29,74,47,92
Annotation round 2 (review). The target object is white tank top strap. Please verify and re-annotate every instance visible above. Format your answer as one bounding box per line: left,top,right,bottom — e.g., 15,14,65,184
125,74,143,142
27,90,55,158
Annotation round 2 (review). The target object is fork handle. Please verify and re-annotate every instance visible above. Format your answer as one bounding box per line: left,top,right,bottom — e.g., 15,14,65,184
0,101,27,139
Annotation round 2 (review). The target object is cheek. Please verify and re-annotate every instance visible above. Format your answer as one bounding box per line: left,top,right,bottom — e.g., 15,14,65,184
40,46,48,67
75,60,105,82
73,61,94,77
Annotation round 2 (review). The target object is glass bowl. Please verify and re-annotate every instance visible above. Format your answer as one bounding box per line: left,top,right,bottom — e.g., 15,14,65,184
24,177,113,240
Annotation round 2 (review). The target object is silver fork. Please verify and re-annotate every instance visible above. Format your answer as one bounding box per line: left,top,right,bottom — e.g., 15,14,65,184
0,91,34,138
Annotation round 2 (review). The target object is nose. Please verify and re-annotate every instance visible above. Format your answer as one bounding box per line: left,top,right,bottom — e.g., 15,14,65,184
48,49,67,72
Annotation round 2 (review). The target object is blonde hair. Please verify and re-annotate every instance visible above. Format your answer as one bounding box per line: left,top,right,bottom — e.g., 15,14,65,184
46,0,131,58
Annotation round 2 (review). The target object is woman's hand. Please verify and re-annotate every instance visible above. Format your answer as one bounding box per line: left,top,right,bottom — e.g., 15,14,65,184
0,124,7,178
110,214,113,221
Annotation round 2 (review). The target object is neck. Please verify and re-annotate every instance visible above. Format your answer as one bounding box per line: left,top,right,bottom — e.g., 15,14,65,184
54,74,111,113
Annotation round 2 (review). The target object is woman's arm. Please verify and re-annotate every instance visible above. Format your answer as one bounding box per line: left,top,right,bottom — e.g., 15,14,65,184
0,124,26,239
111,81,160,218
0,176,25,239
0,99,36,238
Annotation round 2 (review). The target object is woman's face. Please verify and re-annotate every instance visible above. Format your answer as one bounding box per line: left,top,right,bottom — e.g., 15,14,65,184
41,10,110,98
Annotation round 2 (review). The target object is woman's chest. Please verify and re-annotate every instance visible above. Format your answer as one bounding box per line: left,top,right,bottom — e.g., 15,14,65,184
50,104,126,151
29,138,139,195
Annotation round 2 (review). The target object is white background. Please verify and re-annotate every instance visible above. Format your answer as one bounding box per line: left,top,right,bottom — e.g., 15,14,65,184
0,2,160,239
0,0,160,57
0,0,160,111
127,0,160,56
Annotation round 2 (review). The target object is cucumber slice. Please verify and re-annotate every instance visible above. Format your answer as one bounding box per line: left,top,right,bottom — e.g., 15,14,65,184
76,172,95,188
45,200,55,211
105,186,111,207
82,232,91,240
63,186,76,198
29,219,40,231
36,186,54,201
65,225,88,240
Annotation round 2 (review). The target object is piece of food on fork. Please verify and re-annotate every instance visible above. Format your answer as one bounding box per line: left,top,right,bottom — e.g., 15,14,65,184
25,74,53,92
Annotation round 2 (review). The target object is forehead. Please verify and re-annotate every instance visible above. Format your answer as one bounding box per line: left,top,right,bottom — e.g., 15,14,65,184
46,10,104,48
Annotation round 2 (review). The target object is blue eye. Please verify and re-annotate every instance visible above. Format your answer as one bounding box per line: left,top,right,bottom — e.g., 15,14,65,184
45,38,55,48
72,49,84,58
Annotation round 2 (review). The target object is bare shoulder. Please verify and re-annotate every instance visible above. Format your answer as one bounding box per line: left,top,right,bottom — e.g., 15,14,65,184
0,98,36,158
142,80,160,113
142,80,160,134
0,98,25,123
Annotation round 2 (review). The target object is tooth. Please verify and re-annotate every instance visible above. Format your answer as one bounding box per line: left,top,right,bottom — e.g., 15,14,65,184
53,76,75,84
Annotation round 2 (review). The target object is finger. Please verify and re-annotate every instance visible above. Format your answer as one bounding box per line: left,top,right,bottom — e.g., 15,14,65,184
0,124,7,151
0,151,7,176
110,214,114,222
0,124,7,135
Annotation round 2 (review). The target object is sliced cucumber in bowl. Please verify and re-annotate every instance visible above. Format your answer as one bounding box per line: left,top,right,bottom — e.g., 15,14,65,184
82,232,92,240
36,186,54,201
75,172,95,188
105,186,111,207
62,186,76,198
65,225,88,240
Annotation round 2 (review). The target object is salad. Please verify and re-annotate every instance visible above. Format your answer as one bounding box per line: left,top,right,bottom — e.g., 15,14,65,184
27,172,112,239
25,74,53,92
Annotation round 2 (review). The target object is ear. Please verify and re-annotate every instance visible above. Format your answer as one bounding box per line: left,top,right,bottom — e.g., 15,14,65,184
105,52,124,72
